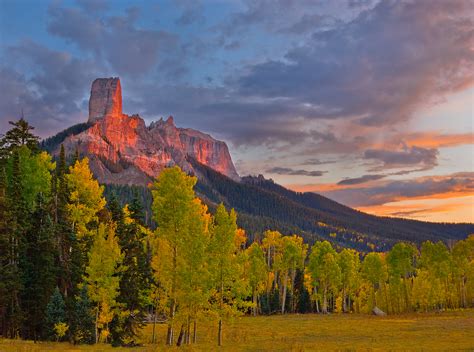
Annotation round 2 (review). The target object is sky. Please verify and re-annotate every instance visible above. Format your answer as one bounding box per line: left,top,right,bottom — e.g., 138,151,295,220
0,0,473,223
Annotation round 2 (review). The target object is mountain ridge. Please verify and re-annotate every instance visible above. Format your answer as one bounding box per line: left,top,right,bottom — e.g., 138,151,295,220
48,77,239,184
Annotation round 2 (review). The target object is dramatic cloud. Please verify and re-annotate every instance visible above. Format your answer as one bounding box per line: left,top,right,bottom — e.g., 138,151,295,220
321,172,474,207
0,41,99,136
266,167,326,177
363,145,439,172
303,158,337,166
402,132,474,149
47,4,184,77
237,0,474,129
338,174,386,185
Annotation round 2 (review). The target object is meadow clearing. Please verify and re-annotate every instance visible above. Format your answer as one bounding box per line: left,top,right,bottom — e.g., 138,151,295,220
1,310,473,351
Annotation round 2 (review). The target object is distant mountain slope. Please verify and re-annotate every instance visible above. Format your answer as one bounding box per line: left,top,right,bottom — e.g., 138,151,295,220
189,158,474,251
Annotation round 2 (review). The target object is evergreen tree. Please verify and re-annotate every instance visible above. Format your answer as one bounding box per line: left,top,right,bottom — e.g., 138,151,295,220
109,197,152,346
70,285,95,344
20,193,56,340
0,118,39,158
2,150,28,338
0,162,11,336
45,287,67,340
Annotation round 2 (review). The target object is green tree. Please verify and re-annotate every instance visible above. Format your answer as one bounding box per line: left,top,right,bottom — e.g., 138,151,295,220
245,242,267,316
361,252,386,309
20,193,56,341
338,249,360,313
176,198,211,345
109,196,153,346
208,204,245,346
308,241,340,313
280,235,307,314
45,287,67,341
2,150,28,338
0,118,39,158
151,166,200,345
70,285,95,344
85,223,123,343
0,162,12,337
66,158,106,245
419,241,451,309
386,243,417,312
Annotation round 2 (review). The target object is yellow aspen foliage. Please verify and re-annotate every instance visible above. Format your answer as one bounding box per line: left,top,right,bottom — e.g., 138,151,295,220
67,158,106,241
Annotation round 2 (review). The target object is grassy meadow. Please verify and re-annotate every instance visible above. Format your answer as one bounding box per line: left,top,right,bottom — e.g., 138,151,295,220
1,310,473,351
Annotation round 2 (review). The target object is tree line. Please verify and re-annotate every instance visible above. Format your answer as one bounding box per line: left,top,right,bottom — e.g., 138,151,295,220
0,119,473,347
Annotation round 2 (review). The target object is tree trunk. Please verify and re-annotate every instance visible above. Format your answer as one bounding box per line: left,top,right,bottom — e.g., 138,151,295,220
95,308,99,344
253,289,257,316
193,320,197,344
291,269,297,313
186,316,191,345
322,287,328,314
281,271,288,314
218,318,223,346
151,304,157,344
166,301,174,346
314,287,320,313
342,287,347,313
176,324,185,346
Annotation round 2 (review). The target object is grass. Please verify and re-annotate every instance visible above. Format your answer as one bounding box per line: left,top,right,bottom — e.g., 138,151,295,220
1,310,473,351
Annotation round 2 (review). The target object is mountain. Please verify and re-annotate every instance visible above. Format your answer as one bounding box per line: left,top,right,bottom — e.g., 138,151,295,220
190,159,474,250
41,77,474,251
43,77,239,185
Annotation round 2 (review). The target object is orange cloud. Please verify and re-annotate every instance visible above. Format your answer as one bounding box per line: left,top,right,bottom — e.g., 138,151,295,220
357,195,474,223
403,132,474,149
285,172,474,223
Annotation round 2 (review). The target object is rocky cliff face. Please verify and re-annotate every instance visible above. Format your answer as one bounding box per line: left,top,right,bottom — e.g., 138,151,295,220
88,78,122,123
58,77,240,185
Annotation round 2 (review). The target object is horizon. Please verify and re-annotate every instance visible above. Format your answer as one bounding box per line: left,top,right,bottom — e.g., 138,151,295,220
1,0,473,223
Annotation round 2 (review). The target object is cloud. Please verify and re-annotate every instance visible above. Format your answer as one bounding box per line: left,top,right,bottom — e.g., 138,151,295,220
320,172,474,207
363,145,438,171
266,166,326,177
47,4,184,77
303,158,337,165
0,41,100,136
236,0,474,128
175,0,205,26
337,174,386,185
402,132,474,149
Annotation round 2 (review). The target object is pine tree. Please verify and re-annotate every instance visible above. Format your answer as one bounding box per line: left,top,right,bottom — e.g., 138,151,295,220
20,193,56,340
109,197,152,346
45,287,67,340
2,150,28,338
71,285,95,344
0,162,11,336
0,118,39,158
52,144,75,298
